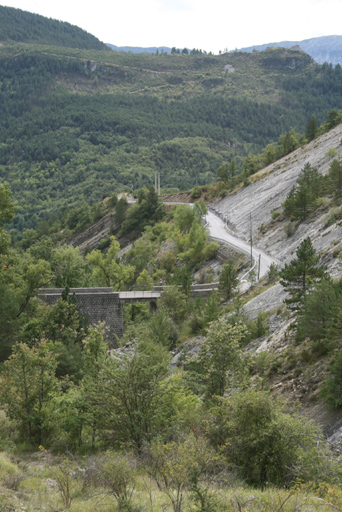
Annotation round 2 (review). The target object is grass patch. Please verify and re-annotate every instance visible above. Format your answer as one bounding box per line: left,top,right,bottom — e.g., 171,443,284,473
0,448,341,511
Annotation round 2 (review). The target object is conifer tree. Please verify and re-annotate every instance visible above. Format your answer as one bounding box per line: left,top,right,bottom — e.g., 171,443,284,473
329,158,342,197
283,163,322,220
305,115,318,141
219,261,239,300
280,237,327,310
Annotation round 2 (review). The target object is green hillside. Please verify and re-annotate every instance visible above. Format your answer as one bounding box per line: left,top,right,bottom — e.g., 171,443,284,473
0,11,342,232
0,5,108,50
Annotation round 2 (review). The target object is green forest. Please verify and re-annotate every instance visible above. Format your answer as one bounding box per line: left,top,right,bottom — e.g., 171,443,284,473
0,5,108,49
1,28,342,233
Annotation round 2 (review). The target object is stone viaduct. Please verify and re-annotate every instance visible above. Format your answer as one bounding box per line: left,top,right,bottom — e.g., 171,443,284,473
39,283,218,346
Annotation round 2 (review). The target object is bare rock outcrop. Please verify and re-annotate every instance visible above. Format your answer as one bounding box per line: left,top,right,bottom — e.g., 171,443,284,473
213,124,342,273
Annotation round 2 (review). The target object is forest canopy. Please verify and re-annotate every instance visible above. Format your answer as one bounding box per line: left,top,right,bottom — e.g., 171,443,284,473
0,5,108,50
1,35,342,233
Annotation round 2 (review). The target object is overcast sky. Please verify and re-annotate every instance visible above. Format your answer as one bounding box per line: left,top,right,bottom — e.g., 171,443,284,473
1,0,342,54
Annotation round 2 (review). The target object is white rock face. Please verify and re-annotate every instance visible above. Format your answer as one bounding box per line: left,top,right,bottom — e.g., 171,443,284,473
242,283,287,320
213,124,342,273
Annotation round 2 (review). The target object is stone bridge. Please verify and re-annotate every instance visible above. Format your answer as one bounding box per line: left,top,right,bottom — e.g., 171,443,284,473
39,283,218,345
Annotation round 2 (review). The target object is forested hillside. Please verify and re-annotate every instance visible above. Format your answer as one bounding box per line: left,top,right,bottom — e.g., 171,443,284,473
1,9,342,235
0,6,108,50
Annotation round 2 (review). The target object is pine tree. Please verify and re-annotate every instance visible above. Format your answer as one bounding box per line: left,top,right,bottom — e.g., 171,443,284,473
329,158,342,197
297,278,338,344
280,237,327,310
305,115,318,141
283,163,322,220
219,261,239,300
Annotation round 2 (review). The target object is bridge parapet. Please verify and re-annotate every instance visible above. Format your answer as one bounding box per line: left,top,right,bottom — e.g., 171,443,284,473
119,291,160,302
153,282,219,293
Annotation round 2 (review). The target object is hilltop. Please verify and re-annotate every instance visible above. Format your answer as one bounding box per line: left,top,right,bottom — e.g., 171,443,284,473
108,36,342,67
0,5,108,50
237,35,342,66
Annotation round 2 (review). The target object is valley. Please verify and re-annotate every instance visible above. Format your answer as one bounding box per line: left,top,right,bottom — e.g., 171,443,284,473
1,5,342,511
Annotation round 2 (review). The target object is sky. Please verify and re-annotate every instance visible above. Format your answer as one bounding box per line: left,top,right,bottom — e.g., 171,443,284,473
1,0,342,54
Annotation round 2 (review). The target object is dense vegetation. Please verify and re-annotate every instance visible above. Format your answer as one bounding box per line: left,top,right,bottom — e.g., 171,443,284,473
1,181,342,510
0,6,108,50
1,122,342,509
1,34,342,234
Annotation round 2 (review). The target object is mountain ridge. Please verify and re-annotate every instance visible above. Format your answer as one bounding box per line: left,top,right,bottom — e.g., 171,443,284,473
236,35,342,66
106,36,342,66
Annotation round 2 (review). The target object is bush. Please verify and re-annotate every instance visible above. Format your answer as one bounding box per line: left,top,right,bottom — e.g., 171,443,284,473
210,389,322,488
92,451,138,511
97,237,111,251
284,221,297,238
144,435,221,512
148,308,180,348
266,262,279,283
191,186,202,199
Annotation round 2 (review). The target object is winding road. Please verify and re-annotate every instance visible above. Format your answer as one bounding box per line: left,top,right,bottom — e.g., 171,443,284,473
206,208,279,282
130,196,279,282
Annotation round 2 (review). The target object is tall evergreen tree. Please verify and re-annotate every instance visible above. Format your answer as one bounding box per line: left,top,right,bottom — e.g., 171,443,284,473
219,261,239,300
329,158,342,197
280,237,327,310
297,279,340,345
283,163,322,220
306,115,318,141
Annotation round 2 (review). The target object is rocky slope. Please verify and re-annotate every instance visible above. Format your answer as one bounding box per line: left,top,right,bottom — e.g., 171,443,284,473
213,125,342,437
213,124,342,274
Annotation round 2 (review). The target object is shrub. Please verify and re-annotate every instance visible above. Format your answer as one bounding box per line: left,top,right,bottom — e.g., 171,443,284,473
284,221,297,238
326,148,338,159
144,435,221,512
191,186,202,199
210,389,322,488
93,451,138,511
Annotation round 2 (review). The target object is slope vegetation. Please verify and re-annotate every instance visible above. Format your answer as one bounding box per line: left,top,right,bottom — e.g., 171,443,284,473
1,9,342,234
0,5,108,50
212,124,342,433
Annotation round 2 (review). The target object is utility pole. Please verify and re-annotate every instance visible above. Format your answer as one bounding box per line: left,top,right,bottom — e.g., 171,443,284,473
250,212,253,267
258,253,261,281
155,174,157,194
158,174,161,196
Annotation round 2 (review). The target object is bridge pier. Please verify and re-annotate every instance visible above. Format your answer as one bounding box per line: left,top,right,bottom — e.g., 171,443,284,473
39,288,161,347
39,288,124,346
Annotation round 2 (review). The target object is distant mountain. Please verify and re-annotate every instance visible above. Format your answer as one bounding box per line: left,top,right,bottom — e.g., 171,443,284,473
107,36,342,66
237,35,342,66
106,44,171,54
0,5,108,50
